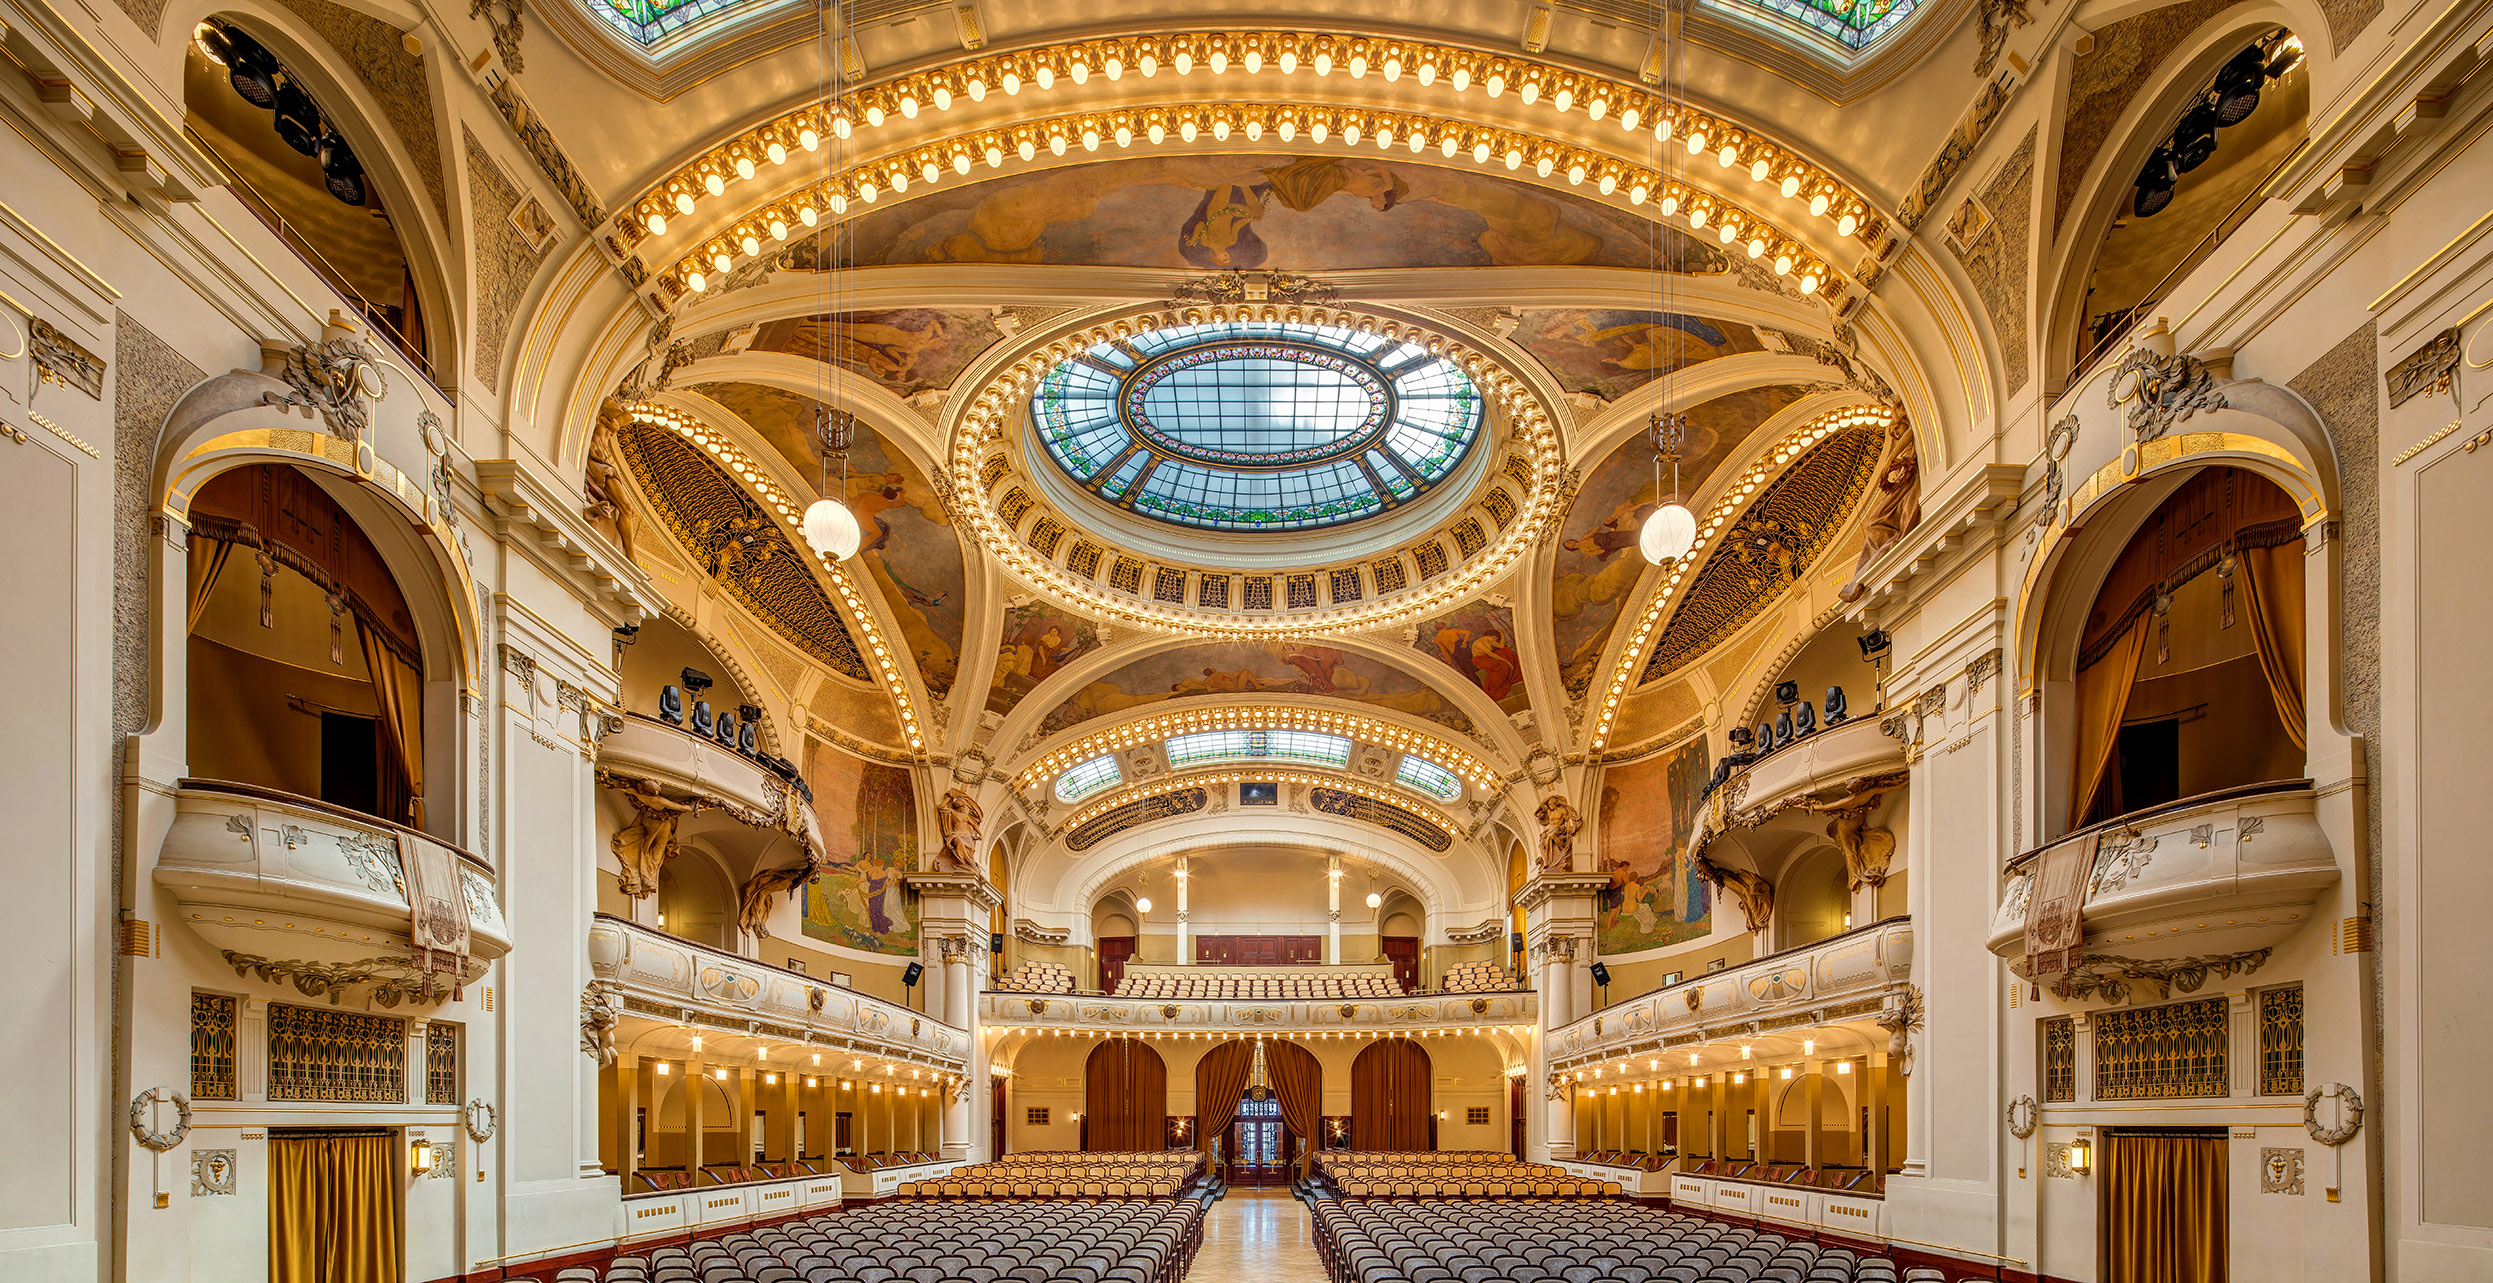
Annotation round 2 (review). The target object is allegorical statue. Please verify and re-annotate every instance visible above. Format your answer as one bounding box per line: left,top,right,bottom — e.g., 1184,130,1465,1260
1533,795,1583,874
583,399,639,564
737,864,814,940
610,777,697,897
1691,852,1776,935
933,786,985,874
1798,774,1905,891
1837,415,1922,602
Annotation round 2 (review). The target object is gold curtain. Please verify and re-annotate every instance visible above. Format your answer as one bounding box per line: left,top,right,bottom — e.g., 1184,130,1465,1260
1266,1039,1324,1177
2236,543,2306,751
1193,1040,1257,1166
358,616,425,829
2070,617,2147,830
1082,1039,1167,1152
1351,1038,1434,1151
187,534,237,632
270,1132,404,1283
2102,1132,2227,1283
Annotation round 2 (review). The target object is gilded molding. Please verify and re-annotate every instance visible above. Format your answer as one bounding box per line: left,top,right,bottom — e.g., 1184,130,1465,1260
2384,327,2459,408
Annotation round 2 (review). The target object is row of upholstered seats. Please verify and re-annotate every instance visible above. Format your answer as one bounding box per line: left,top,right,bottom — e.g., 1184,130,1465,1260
1316,1152,1618,1198
1312,1199,1950,1283
621,1162,825,1193
1434,961,1520,994
996,962,1077,993
534,1198,1203,1283
904,1150,1203,1199
1573,1150,1676,1172
1115,972,1403,1000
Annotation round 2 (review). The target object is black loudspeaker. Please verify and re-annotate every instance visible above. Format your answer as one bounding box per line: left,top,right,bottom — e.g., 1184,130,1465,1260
1511,931,1525,956
1589,962,1613,987
901,962,923,987
990,932,1005,954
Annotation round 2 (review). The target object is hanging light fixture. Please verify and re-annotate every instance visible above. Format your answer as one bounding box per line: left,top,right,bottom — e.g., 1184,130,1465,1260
1639,15,1697,568
800,5,861,562
1134,871,1153,915
1365,874,1383,911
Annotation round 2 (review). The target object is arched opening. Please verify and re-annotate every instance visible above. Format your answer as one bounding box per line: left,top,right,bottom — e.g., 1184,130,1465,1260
649,1072,736,1170
1378,891,1423,991
1352,1038,1435,1151
2063,29,2308,377
1195,1038,1323,1180
1081,1039,1166,1151
1775,846,1852,952
182,19,434,379
658,851,737,951
2061,466,2307,830
184,463,428,831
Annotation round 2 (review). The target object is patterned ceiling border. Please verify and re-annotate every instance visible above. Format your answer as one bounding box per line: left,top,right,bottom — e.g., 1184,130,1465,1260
1015,702,1504,794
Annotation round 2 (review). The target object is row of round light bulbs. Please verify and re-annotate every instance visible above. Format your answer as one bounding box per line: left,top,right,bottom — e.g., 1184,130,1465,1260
1054,766,1451,833
627,402,927,751
950,309,1567,639
1593,404,1896,749
1564,1039,1857,1085
663,104,1839,297
999,1026,1529,1040
661,1033,959,1085
1020,706,1499,792
630,30,1867,244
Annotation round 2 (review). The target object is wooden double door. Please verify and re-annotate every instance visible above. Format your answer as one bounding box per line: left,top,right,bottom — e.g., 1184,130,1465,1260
1193,935,1323,964
1227,1096,1296,1185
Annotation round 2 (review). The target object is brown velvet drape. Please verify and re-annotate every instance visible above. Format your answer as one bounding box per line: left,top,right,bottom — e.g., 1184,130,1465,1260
2102,1132,2227,1283
1083,1039,1168,1151
359,616,424,829
1267,1039,1324,1176
1352,1038,1434,1151
1194,1040,1257,1165
186,534,236,632
269,1131,403,1283
2070,617,2147,830
2238,542,2306,750
189,464,424,666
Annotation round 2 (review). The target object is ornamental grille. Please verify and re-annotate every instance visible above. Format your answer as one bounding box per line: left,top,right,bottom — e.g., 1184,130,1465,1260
268,1002,406,1103
998,487,1034,525
1329,569,1363,603
1109,557,1144,593
1483,487,1519,527
2093,996,2228,1101
1503,454,1535,488
1027,1107,1050,1126
1068,542,1102,579
1198,575,1231,608
613,425,869,679
2259,986,2304,1096
1310,786,1452,851
191,992,238,1101
979,455,1010,491
1467,1107,1491,1125
1066,788,1211,851
425,1023,460,1105
2042,1016,2075,1102
1372,559,1408,593
1028,517,1066,557
1414,542,1449,578
1451,519,1486,557
1287,575,1319,609
1243,577,1274,610
1154,568,1189,604
1642,423,1885,681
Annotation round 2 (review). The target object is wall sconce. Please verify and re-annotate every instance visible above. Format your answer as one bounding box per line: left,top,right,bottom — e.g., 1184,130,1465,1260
1661,1081,1673,1092
713,1068,727,1080
1778,1067,1793,1080
1843,913,1854,930
410,1137,436,1175
806,1077,819,1088
1836,1062,1853,1075
655,1063,671,1076
766,1073,779,1085
1694,1076,1708,1087
2069,1136,2093,1175
1732,1072,1746,1085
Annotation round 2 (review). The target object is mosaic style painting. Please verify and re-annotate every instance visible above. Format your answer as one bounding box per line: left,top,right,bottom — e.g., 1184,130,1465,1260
747,309,1005,399
801,744,919,956
697,382,965,699
1037,640,1474,735
1595,738,1713,955
818,155,1753,274
1550,384,1814,695
1411,605,1531,714
1507,310,1765,402
989,601,1105,717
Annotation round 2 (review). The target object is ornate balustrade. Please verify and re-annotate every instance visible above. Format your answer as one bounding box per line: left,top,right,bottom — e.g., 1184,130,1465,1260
979,986,1534,1038
598,712,824,858
1703,715,1908,830
588,915,966,1072
1546,918,1915,1074
1986,781,2338,1002
153,780,511,1003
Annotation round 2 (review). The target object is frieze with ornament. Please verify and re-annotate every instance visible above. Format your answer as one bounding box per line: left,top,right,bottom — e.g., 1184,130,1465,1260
2106,347,2229,443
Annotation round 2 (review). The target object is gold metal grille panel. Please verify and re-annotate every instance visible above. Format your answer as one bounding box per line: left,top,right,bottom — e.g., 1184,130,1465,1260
2093,997,2228,1101
268,1003,406,1103
1451,519,1486,557
1372,558,1408,593
1109,556,1144,593
2259,986,2304,1096
1310,786,1451,851
1483,487,1519,527
1287,574,1319,609
615,425,869,679
998,487,1034,525
1503,454,1535,489
979,455,1011,491
1198,575,1230,609
2042,1016,2075,1102
1414,541,1449,578
1329,568,1363,604
1065,788,1211,851
425,1023,460,1105
1154,568,1189,604
1243,576,1273,610
191,992,238,1101
1642,424,1885,680
1068,542,1102,579
1028,516,1066,556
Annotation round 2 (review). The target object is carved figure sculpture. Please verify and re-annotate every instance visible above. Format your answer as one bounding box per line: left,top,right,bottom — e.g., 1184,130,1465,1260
737,864,814,940
1533,795,1584,874
1837,416,1923,602
1799,773,1906,891
1876,984,1924,1076
1691,853,1775,935
580,981,621,1067
934,786,985,874
610,779,697,898
583,400,640,563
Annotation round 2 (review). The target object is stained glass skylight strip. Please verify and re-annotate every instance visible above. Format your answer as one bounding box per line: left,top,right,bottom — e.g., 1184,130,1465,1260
1395,755,1464,800
1054,755,1123,802
1164,729,1353,769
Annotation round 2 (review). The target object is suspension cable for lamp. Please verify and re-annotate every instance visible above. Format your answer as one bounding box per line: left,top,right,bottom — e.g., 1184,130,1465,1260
800,4,862,561
1640,0,1698,566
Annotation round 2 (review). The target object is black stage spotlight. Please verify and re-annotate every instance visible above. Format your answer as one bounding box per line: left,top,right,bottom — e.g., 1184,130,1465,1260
193,20,235,66
318,135,365,206
1857,628,1892,661
1589,962,1612,987
2134,147,2179,217
272,78,323,155
901,961,924,987
990,932,1004,955
224,32,280,108
2171,103,2222,172
2212,45,2268,125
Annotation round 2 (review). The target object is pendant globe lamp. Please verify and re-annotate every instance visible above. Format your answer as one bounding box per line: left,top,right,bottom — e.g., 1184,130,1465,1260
1641,411,1697,565
803,405,861,559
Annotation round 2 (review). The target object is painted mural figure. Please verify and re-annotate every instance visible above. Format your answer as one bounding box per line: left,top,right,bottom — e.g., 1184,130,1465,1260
1594,740,1714,953
1838,416,1923,602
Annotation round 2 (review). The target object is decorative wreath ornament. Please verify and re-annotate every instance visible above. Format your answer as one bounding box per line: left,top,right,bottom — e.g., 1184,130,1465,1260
129,1086,194,1152
2005,1095,2039,1140
2304,1082,2364,1146
464,1099,500,1143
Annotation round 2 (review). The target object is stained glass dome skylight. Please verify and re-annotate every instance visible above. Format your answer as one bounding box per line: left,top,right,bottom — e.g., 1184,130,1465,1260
1033,321,1483,532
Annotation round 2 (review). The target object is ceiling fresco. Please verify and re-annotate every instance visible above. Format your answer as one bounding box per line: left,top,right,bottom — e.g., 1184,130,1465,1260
745,309,1008,400
1506,309,1768,402
1035,640,1477,737
990,600,1107,720
1410,605,1533,716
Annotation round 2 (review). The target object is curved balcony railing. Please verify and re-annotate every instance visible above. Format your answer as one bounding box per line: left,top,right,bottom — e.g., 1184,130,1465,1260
980,987,1536,1037
1546,918,1915,1072
599,712,824,859
153,779,511,999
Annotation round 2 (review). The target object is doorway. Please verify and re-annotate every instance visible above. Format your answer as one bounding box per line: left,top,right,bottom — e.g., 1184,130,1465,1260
1510,1076,1527,1160
991,1076,1008,1159
1381,936,1419,991
269,1128,403,1283
1097,936,1136,992
1230,1095,1289,1185
2100,1128,2228,1283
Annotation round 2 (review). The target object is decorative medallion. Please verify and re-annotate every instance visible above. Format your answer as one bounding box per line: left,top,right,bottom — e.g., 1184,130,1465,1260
2385,327,2460,407
2304,1082,2363,1146
191,1149,238,1196
2005,1095,2039,1140
2261,1147,2305,1195
129,1086,194,1152
2106,347,2228,443
464,1099,500,1142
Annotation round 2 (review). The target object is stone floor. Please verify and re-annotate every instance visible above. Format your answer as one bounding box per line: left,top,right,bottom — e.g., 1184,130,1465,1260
1190,1188,1328,1282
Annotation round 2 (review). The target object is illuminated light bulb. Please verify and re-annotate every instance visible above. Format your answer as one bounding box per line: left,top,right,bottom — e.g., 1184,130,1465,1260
1598,173,1617,195
1347,54,1366,77
1245,119,1263,141
702,172,726,197
1799,272,1822,295
1837,210,1861,237
1034,65,1054,89
1748,236,1769,258
1137,53,1157,76
1000,71,1021,95
831,114,853,139
673,190,696,216
828,193,848,215
1213,119,1230,141
1535,156,1555,178
1243,50,1262,73
1553,87,1573,112
864,105,884,128
1180,120,1198,143
1751,157,1773,183
1774,251,1794,276
1628,182,1650,205
1173,51,1192,75
1518,80,1539,104
965,78,987,102
1068,61,1088,85
1115,125,1133,147
1780,172,1802,198
1658,192,1680,216
1048,134,1067,156
766,215,789,240
1208,51,1227,73
733,154,756,180
897,95,918,119
1484,72,1505,96
1082,127,1100,151
803,500,862,559
1685,129,1708,155
644,212,668,235
1687,205,1708,230
766,139,788,165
